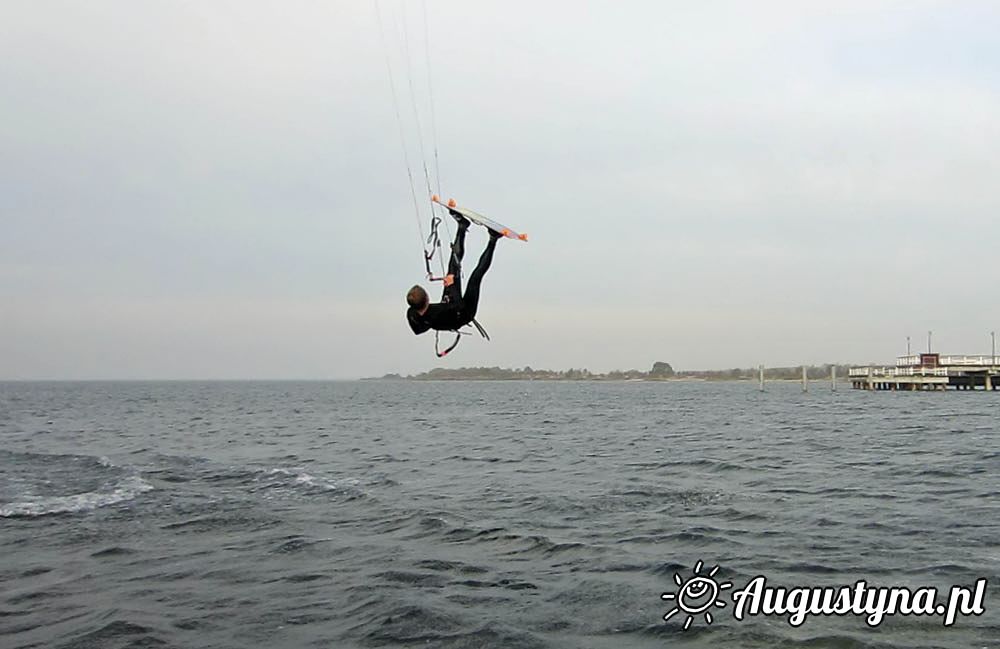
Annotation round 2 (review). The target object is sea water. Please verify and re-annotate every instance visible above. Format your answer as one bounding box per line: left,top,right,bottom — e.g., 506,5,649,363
1,380,997,648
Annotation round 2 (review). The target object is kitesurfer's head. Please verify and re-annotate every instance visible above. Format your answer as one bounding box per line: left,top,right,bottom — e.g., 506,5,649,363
407,285,429,312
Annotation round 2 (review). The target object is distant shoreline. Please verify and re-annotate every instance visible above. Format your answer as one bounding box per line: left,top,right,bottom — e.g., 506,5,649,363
367,363,857,382
363,376,821,382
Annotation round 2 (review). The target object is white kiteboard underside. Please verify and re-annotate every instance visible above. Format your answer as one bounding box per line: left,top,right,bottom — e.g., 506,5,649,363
431,196,528,241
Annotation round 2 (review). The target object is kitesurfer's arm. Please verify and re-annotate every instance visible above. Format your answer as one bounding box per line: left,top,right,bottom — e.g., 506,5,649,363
407,308,431,335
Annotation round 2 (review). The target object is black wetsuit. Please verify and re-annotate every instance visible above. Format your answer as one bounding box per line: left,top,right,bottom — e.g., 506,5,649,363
407,221,498,335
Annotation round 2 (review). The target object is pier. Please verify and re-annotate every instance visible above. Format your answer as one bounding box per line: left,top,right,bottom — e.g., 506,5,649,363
849,353,1000,391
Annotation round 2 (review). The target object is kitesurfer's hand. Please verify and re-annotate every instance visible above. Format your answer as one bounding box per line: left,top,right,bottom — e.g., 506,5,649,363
443,274,455,287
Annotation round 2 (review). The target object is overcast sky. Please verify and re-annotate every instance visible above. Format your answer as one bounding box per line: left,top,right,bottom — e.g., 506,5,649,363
3,1,999,379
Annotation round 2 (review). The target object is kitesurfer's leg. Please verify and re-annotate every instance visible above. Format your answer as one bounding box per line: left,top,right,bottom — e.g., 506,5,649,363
442,219,468,303
448,215,469,276
459,230,500,321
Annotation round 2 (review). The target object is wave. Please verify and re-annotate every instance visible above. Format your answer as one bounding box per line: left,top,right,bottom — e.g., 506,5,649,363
260,467,364,496
0,475,154,518
127,458,367,502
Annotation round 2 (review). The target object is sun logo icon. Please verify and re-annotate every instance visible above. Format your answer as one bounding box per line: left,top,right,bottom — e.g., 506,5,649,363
661,560,732,630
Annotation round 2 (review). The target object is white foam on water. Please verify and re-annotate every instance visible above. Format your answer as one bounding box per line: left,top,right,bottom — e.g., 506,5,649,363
0,476,154,518
264,467,361,493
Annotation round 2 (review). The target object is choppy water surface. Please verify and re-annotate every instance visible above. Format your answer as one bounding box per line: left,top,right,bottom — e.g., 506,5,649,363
1,380,997,648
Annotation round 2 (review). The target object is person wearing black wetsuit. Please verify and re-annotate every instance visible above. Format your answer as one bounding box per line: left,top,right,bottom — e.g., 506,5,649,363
406,210,501,335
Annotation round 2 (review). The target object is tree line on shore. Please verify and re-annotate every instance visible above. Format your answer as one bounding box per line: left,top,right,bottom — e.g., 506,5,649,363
376,362,858,381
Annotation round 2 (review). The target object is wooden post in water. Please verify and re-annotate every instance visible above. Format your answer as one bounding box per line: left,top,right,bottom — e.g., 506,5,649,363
831,365,837,391
802,365,808,392
759,364,765,392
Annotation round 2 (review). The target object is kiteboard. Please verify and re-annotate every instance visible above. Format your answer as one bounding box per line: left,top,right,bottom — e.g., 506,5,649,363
431,195,528,242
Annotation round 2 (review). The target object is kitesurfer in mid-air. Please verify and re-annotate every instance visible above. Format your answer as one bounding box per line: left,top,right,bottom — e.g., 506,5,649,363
406,209,501,335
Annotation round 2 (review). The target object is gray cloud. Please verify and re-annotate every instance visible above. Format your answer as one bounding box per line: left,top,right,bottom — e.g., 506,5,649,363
2,1,999,378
